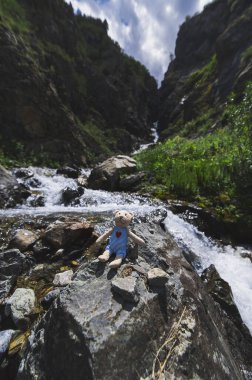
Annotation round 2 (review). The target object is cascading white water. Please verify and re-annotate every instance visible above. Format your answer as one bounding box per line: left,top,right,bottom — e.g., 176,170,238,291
1,167,252,334
133,121,159,154
0,167,157,216
164,210,252,334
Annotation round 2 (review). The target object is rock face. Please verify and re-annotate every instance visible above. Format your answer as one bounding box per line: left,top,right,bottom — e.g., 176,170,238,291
159,0,252,138
0,249,28,303
88,155,137,191
0,0,157,166
17,222,252,379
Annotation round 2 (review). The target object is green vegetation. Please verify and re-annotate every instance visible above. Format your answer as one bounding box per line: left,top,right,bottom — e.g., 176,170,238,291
0,0,30,32
188,54,217,88
136,82,252,223
241,45,252,62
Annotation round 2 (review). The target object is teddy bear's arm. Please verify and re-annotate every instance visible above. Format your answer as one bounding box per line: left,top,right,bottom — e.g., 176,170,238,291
95,228,113,245
128,229,145,245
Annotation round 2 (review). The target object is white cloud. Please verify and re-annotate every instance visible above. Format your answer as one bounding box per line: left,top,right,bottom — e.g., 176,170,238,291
67,0,212,83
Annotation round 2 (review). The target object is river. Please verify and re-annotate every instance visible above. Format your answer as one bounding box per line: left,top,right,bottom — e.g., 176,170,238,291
0,166,252,335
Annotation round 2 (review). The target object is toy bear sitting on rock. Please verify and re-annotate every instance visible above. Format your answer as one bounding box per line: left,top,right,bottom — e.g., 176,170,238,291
96,210,145,268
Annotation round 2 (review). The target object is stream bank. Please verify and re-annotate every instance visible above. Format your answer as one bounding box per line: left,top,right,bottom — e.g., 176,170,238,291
0,164,252,379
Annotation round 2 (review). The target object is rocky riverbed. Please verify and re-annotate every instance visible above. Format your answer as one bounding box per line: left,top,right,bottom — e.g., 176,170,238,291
1,162,252,379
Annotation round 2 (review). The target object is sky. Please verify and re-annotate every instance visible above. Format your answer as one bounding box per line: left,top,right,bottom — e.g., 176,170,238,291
66,0,212,83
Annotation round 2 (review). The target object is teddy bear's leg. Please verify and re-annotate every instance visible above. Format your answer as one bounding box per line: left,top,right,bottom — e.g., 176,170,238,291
109,256,123,268
98,250,110,262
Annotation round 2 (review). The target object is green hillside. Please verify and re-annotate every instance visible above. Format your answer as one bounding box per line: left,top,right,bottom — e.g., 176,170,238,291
0,0,157,166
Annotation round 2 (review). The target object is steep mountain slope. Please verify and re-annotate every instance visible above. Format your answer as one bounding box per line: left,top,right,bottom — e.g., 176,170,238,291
137,0,252,238
0,0,157,166
159,0,252,138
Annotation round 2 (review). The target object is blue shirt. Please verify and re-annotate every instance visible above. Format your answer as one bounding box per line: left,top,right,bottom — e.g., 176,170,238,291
106,226,128,257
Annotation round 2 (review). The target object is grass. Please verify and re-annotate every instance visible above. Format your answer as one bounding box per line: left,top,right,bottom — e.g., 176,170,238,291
241,45,252,62
188,54,217,88
0,0,30,33
136,82,252,222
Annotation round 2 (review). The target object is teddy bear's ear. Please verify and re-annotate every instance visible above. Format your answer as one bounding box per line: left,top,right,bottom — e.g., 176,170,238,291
128,212,134,219
113,210,120,215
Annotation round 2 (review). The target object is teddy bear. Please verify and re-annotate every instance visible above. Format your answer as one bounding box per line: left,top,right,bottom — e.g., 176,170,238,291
96,210,145,268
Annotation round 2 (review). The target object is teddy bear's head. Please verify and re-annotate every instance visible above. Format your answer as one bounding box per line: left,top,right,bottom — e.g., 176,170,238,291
113,210,134,227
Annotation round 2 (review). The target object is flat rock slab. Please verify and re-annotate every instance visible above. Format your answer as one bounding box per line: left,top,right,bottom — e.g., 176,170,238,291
147,268,168,287
111,276,139,303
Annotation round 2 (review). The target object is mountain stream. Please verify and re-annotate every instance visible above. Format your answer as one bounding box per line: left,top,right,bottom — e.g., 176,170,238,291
0,167,252,335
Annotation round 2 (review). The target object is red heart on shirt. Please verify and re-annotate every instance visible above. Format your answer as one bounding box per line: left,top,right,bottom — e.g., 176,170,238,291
116,231,122,238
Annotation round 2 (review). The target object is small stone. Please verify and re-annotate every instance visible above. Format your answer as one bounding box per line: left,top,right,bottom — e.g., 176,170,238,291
0,330,16,359
53,270,73,286
147,268,168,287
41,289,61,309
5,288,36,330
111,277,139,303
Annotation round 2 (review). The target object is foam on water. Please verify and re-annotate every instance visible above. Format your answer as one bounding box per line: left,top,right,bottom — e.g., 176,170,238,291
164,209,252,334
0,167,156,216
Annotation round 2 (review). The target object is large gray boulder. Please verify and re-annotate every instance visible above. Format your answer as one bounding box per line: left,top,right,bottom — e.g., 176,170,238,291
0,249,28,302
88,155,137,191
17,223,252,380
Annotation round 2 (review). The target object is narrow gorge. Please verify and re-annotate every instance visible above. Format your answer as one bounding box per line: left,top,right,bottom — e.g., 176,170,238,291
0,0,252,379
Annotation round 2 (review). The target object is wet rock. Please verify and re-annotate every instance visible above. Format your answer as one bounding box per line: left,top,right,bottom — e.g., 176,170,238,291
240,251,252,263
8,229,37,252
0,166,30,208
17,223,252,380
88,155,137,191
5,288,35,330
30,195,45,207
77,175,88,187
32,241,51,258
61,186,84,206
41,289,60,309
0,330,16,359
13,169,34,180
56,167,80,179
111,276,139,303
119,172,145,192
53,270,73,286
25,177,41,188
147,268,168,287
43,221,94,250
0,249,28,302
201,264,246,328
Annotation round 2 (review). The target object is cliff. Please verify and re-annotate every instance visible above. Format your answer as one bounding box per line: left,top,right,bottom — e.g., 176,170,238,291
0,0,158,166
158,0,252,138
